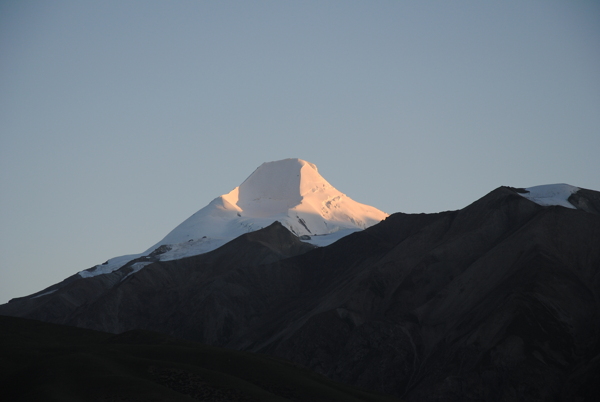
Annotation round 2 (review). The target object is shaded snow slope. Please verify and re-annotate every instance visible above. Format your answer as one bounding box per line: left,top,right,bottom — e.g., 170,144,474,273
518,184,579,209
79,159,388,278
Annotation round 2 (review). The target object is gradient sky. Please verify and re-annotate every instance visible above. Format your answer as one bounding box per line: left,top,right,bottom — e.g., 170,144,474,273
1,0,599,303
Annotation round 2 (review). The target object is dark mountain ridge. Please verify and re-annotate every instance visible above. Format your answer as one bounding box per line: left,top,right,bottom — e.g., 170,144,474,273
2,186,600,401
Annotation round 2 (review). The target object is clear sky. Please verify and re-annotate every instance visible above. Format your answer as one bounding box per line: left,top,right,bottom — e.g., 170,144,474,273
1,0,599,303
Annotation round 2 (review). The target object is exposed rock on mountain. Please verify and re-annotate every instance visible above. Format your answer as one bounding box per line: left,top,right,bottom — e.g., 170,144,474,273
2,185,599,401
568,188,600,215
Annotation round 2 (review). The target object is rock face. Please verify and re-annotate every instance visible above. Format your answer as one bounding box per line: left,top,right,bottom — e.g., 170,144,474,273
2,186,600,401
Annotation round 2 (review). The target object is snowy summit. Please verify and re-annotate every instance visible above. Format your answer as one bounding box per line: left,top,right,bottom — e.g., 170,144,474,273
81,158,388,278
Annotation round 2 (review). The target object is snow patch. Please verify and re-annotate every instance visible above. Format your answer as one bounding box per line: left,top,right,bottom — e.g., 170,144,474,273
122,261,154,280
79,253,144,278
519,184,579,209
158,237,231,261
32,289,57,299
301,228,362,247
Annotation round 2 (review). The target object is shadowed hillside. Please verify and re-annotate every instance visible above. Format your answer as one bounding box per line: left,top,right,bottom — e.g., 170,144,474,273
0,315,402,402
2,186,600,400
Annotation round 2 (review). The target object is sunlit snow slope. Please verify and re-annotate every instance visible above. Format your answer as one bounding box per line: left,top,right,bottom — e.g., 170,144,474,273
80,159,388,278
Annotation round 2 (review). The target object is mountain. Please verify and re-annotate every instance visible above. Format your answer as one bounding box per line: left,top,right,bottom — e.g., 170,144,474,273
78,158,388,279
1,164,600,400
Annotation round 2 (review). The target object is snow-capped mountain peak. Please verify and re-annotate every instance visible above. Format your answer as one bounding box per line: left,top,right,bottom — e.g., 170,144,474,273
157,158,387,244
80,158,388,278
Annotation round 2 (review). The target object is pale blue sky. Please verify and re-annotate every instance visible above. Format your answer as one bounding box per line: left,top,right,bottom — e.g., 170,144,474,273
1,0,599,303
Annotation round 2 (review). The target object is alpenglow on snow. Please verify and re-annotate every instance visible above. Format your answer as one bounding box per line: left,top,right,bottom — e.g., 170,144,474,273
79,158,389,278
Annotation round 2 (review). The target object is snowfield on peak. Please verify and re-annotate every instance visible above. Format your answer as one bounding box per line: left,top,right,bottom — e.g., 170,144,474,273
79,159,388,278
518,183,580,209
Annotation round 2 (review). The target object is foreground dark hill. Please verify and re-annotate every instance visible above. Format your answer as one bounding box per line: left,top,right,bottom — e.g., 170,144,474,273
2,186,600,401
0,315,401,402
